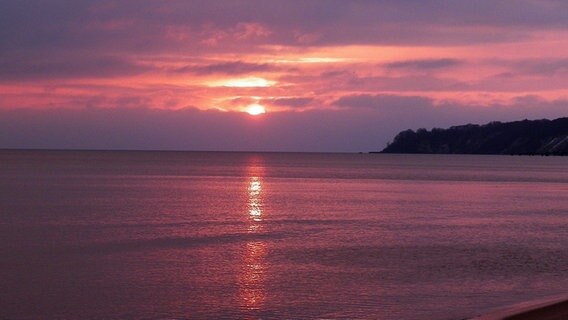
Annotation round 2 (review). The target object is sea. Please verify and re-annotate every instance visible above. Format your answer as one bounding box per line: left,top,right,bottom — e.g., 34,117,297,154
1,150,567,320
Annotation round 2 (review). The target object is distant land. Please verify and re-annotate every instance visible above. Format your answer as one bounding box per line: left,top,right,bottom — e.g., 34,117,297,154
381,117,568,155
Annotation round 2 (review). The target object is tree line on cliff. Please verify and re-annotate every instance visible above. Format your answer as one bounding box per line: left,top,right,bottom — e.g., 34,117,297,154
381,117,568,155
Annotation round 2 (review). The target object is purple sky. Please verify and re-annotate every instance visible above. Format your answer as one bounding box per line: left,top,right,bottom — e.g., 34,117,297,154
1,1,567,152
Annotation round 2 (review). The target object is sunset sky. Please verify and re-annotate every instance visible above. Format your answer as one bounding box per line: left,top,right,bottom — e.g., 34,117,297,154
1,1,568,152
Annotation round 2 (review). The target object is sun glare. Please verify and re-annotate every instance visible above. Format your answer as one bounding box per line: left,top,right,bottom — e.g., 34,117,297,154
210,77,275,88
246,104,266,116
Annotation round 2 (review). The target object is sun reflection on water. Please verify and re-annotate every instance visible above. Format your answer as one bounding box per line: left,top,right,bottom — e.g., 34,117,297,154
239,162,268,314
239,240,267,311
248,177,263,222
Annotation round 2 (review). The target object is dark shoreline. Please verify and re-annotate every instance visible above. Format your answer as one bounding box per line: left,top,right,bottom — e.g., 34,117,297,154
369,151,567,156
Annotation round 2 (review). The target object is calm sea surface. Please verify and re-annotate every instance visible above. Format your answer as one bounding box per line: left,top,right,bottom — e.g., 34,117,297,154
1,151,567,320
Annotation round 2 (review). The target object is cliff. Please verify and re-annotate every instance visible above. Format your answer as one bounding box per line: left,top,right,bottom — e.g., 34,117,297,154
381,117,568,155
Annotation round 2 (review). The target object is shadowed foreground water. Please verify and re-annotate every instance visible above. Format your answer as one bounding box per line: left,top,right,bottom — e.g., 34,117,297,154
1,151,567,319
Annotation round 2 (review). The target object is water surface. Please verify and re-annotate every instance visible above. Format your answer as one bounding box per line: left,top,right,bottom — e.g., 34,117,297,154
1,151,567,319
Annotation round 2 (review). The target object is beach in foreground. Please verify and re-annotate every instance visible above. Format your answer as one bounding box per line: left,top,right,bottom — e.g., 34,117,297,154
472,295,568,320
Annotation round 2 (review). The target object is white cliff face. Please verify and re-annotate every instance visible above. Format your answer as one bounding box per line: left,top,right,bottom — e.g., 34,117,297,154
548,135,568,153
536,135,568,154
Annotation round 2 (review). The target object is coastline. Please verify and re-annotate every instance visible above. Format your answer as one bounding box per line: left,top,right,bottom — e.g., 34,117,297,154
470,295,568,320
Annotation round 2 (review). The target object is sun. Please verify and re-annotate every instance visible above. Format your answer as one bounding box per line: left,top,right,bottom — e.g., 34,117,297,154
246,103,266,116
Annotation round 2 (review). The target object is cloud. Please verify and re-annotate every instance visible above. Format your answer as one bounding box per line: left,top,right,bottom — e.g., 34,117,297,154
173,61,278,75
335,94,433,109
346,75,471,92
320,70,356,78
384,59,464,71
2,0,568,59
511,58,568,76
266,97,314,107
0,55,151,80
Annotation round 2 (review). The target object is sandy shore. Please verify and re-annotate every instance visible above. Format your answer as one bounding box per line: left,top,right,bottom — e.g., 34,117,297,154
471,295,568,320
